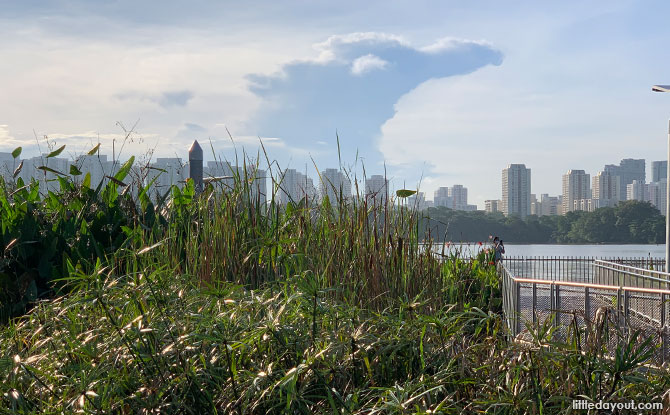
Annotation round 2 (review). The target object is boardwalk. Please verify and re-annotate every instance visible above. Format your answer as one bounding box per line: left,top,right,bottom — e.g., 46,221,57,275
500,257,670,366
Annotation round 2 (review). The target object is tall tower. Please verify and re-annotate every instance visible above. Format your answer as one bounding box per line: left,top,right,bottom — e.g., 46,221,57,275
320,168,351,205
502,164,531,218
365,175,388,205
562,169,590,214
450,184,468,210
592,170,621,206
188,140,203,192
652,161,668,182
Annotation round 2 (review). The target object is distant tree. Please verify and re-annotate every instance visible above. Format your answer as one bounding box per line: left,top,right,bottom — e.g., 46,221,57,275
417,201,664,244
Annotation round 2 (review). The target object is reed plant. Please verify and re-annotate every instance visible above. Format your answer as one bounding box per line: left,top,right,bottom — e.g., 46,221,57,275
1,145,668,413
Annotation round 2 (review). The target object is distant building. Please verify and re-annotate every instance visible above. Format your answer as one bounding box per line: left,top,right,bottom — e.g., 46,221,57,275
407,192,429,211
75,154,116,189
278,169,317,205
530,194,539,215
365,175,389,206
20,155,71,193
485,199,501,213
562,169,590,214
0,152,16,183
531,193,560,216
502,164,531,218
320,168,351,205
433,186,453,208
592,170,621,207
604,158,645,198
147,158,187,199
652,161,667,182
205,160,236,191
450,184,468,210
626,180,648,202
649,179,667,216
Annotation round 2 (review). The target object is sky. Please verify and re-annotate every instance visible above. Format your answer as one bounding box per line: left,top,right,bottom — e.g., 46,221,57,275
2,0,670,208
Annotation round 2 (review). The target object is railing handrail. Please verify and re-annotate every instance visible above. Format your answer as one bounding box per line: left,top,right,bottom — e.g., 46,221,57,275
594,259,670,281
503,256,664,262
509,276,670,295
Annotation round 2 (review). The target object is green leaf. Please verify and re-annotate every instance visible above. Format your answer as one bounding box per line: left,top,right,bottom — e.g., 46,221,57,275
69,164,82,176
87,143,101,155
82,172,91,189
11,147,22,159
46,145,65,158
37,166,66,176
396,189,417,198
114,156,135,183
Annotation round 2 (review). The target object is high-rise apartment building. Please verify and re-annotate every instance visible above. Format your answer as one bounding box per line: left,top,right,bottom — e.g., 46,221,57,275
652,161,668,182
485,199,501,213
148,158,187,198
433,187,453,208
649,179,667,216
278,169,317,205
320,168,351,205
540,194,561,216
626,180,648,202
75,154,116,189
604,159,645,198
592,170,621,207
20,155,71,193
407,192,429,210
365,175,389,206
449,184,468,210
0,152,16,183
502,164,531,218
562,169,590,214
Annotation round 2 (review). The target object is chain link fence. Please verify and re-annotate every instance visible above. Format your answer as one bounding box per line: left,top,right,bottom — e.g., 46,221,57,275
501,258,670,366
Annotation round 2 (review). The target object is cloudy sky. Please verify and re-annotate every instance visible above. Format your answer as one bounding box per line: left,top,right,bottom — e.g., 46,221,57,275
2,0,670,207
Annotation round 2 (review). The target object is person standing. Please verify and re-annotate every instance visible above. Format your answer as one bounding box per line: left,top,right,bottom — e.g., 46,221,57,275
493,236,505,265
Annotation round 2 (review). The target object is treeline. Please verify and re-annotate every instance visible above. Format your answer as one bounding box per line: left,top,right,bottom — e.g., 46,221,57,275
419,200,665,244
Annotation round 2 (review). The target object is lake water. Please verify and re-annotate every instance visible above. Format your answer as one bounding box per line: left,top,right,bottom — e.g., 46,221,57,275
504,244,666,258
429,243,666,259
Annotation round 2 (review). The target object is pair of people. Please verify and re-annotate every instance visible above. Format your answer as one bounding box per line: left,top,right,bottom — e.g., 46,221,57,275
492,236,505,265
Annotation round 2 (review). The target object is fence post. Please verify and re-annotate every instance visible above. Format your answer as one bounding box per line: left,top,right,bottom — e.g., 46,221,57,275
584,286,590,323
623,289,629,338
532,283,537,324
661,293,667,365
515,281,521,335
554,283,560,329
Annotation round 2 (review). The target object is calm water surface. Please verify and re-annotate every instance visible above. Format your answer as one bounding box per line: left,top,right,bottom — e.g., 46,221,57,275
504,244,666,258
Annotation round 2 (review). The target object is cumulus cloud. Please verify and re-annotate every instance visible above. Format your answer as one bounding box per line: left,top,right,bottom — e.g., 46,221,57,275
246,32,503,169
0,125,24,151
351,54,389,76
158,91,194,108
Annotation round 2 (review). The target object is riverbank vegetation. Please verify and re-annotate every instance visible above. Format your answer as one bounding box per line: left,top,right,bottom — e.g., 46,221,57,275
422,200,665,244
1,146,668,413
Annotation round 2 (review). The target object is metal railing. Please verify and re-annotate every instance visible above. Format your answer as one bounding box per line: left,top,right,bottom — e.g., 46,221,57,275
501,258,670,366
594,260,670,290
502,256,665,283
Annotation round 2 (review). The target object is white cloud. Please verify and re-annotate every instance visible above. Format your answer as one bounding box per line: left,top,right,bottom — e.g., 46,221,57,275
378,61,665,209
351,54,389,75
0,125,31,151
420,37,494,54
314,32,408,62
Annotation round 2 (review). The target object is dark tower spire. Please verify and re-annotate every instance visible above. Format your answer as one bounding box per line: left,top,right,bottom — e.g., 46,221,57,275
189,140,203,193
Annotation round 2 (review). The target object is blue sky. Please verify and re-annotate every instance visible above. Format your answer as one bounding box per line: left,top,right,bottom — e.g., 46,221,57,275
2,0,670,207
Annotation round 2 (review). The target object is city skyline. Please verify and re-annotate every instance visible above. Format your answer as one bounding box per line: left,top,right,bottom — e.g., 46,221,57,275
1,146,667,214
3,1,670,209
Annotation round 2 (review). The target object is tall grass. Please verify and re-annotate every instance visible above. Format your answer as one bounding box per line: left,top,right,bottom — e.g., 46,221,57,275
1,145,668,413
